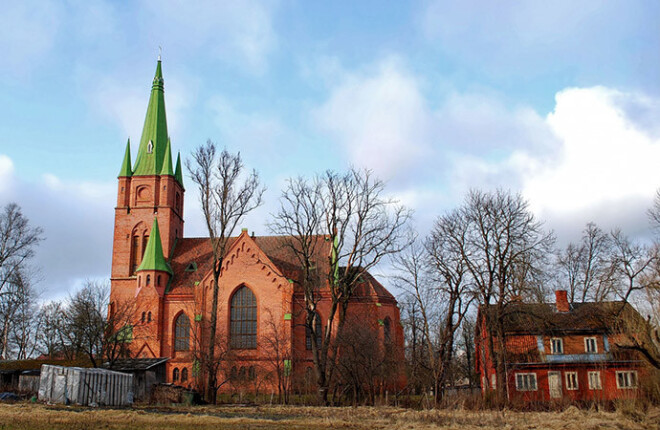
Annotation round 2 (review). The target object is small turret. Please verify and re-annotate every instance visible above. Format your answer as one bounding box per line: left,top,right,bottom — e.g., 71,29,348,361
136,217,172,297
118,139,133,178
174,152,184,189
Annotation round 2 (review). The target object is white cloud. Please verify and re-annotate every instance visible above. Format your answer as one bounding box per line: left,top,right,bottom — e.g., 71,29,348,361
0,155,115,299
521,87,660,229
313,58,432,179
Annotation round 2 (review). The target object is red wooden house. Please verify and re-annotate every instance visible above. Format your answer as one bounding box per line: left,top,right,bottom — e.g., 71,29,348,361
475,290,646,403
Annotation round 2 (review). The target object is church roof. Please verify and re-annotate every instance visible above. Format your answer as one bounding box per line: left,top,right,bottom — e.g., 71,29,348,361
164,234,396,303
137,217,172,274
132,60,169,176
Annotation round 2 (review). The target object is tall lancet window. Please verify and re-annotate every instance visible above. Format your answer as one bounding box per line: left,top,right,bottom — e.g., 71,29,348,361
174,313,190,351
230,286,257,349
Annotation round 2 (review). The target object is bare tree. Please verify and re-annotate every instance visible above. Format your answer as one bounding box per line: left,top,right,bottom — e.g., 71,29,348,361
335,314,398,406
270,168,411,404
186,140,264,403
0,267,40,359
459,189,554,401
0,203,43,296
556,222,615,303
36,301,66,359
426,213,474,403
261,310,292,404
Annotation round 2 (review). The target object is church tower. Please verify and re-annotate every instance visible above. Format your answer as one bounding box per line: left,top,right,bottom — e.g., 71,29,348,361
110,58,184,304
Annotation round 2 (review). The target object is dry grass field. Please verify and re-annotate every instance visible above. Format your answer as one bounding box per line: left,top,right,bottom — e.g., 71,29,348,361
0,403,658,430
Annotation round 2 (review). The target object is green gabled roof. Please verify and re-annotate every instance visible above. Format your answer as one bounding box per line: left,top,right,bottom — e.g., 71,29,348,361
118,139,132,177
160,138,174,176
137,217,172,274
174,152,184,188
132,60,169,176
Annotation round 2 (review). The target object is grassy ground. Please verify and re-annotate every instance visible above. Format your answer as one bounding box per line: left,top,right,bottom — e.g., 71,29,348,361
0,403,658,430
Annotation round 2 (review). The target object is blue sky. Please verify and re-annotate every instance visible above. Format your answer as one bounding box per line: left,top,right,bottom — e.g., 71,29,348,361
0,1,659,299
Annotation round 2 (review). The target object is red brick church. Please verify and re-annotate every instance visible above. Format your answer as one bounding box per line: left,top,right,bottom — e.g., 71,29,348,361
109,59,405,394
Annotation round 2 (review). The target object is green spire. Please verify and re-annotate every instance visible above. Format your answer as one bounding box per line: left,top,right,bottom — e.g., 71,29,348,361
118,138,132,177
132,59,169,176
174,152,184,188
160,138,174,176
137,217,172,274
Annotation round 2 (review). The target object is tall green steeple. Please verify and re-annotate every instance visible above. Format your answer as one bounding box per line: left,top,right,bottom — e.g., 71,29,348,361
132,59,169,176
174,152,184,188
136,217,172,274
118,139,132,177
160,138,174,176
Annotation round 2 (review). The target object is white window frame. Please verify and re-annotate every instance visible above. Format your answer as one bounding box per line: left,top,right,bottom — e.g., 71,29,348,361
584,337,598,353
588,371,602,390
515,373,538,391
616,371,638,389
550,337,564,354
565,371,578,390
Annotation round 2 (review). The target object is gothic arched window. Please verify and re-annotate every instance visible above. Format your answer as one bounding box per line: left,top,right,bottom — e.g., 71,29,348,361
181,368,188,382
230,286,257,349
147,311,152,322
174,313,190,351
306,312,322,350
173,367,179,382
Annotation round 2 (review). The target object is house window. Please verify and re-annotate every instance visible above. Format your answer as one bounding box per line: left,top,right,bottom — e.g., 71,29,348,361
588,371,602,390
585,337,598,353
173,368,179,382
515,373,537,391
306,312,322,350
230,286,257,349
616,371,638,389
181,368,188,382
550,338,564,354
174,313,190,351
565,372,578,390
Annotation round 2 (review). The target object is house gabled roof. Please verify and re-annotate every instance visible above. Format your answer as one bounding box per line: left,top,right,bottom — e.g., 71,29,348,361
480,300,644,335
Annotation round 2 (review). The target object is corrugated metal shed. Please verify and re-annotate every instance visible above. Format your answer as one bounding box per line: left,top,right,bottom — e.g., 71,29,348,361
38,364,133,406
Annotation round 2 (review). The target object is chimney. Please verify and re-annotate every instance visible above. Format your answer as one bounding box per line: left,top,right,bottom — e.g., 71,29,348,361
555,290,569,312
